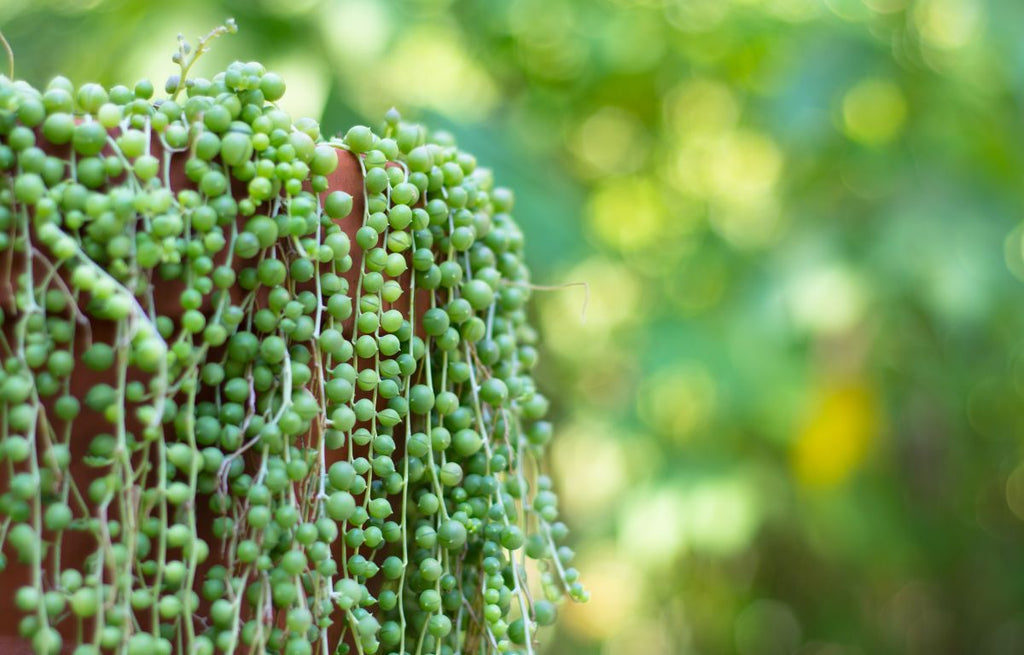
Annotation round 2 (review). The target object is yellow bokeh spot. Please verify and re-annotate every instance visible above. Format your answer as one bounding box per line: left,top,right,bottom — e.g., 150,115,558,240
672,128,783,218
568,106,647,178
842,79,907,146
597,9,668,73
670,126,785,249
791,383,879,489
617,488,688,565
681,478,760,554
551,420,629,520
664,78,740,138
374,26,497,120
710,193,785,250
507,1,587,81
586,177,669,252
637,366,717,440
914,0,983,51
618,478,760,561
785,264,867,335
319,0,391,62
707,130,784,198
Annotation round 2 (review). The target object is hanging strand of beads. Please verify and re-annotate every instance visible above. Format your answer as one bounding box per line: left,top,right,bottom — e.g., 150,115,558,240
0,21,585,655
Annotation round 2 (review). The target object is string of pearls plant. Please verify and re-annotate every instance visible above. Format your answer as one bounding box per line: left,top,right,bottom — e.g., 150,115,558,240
0,21,585,655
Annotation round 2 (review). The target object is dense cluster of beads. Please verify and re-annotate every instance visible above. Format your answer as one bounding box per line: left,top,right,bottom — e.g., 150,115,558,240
0,23,584,655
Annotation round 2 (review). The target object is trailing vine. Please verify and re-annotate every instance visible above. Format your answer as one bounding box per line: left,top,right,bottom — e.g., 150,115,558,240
0,22,585,655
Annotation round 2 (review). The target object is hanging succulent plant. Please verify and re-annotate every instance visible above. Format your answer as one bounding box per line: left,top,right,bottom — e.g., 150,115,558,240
0,21,585,655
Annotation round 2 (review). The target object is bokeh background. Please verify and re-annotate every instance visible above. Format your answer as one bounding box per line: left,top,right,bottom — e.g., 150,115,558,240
5,0,1024,653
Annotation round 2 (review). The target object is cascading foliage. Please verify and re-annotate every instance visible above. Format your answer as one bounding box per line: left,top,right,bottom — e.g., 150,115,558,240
0,21,585,655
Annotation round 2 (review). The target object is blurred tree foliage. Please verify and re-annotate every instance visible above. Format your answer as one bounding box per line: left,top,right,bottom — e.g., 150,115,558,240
6,0,1024,653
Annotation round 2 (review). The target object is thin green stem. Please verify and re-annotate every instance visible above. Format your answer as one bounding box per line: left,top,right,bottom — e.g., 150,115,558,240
0,31,12,79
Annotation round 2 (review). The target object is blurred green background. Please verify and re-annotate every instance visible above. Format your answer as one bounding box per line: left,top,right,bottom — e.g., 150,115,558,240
5,0,1024,653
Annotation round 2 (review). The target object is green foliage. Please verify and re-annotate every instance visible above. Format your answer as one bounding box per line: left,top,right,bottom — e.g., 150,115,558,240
0,21,582,655
7,0,1024,653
